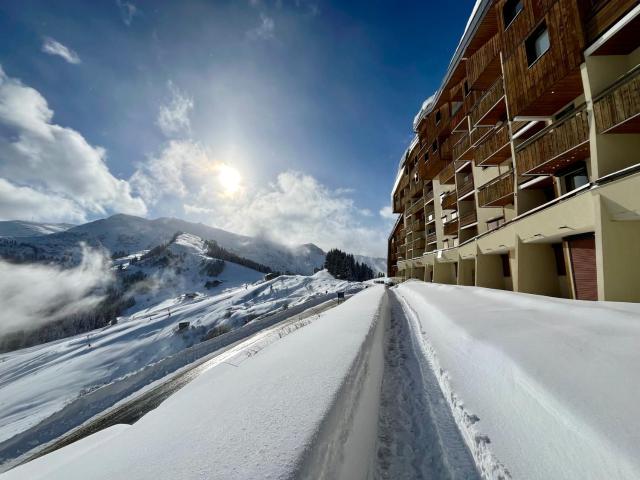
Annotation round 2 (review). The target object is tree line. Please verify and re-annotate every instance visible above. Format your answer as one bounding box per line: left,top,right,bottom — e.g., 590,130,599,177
324,249,375,282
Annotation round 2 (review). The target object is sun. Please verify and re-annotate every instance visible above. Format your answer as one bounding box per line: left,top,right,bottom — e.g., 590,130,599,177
216,164,242,196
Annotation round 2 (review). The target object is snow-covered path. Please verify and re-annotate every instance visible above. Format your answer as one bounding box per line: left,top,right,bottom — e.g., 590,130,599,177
375,292,479,479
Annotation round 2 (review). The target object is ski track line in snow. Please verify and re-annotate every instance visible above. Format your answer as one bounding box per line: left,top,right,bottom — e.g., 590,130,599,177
0,294,347,473
394,289,511,480
375,291,481,480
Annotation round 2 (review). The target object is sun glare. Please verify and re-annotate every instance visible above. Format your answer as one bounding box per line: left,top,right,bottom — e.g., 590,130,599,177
216,164,242,195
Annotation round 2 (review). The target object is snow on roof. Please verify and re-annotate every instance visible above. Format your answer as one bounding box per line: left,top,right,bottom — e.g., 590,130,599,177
411,0,488,132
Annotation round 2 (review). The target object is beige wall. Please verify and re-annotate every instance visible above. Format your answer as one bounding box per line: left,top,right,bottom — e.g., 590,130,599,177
476,252,506,290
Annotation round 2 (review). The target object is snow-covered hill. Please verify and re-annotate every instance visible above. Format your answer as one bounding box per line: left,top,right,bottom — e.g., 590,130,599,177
0,214,384,275
0,267,362,448
0,221,74,238
0,215,325,274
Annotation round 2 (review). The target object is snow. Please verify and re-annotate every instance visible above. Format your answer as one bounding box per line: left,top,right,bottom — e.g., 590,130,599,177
0,221,73,238
0,263,361,450
394,281,640,480
3,286,386,480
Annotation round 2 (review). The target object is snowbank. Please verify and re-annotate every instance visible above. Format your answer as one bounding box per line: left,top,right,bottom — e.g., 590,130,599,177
4,286,386,480
395,281,640,480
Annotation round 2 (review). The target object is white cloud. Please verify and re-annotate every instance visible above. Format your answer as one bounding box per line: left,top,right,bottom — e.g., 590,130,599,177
41,37,81,64
0,66,147,223
116,0,139,26
131,141,386,256
247,13,275,40
0,246,113,336
156,81,194,137
379,206,394,219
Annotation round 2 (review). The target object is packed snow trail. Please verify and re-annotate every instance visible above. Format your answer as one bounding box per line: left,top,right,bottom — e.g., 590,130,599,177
375,292,480,480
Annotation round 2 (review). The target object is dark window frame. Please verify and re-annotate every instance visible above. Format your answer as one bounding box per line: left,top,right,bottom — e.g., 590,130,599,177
503,0,524,30
525,22,551,67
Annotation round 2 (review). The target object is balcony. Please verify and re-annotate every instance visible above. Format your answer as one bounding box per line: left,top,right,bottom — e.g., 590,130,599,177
443,218,459,237
439,161,456,185
459,210,478,228
478,170,515,207
441,190,458,211
456,176,475,199
408,178,423,198
466,32,501,90
450,103,468,133
593,66,640,134
470,78,506,127
475,124,512,167
407,197,424,216
453,134,474,162
422,138,452,180
424,187,435,204
516,105,590,176
585,0,639,48
470,125,493,147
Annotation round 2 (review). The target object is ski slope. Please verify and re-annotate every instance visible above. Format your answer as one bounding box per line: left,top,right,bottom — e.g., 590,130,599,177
0,265,359,449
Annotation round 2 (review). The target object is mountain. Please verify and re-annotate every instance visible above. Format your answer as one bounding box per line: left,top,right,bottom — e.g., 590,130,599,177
0,215,326,275
0,221,74,238
354,254,386,276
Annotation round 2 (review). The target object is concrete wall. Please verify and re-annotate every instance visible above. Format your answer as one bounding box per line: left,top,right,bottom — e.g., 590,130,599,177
433,261,457,285
515,237,562,297
457,258,475,286
476,252,506,290
595,195,640,302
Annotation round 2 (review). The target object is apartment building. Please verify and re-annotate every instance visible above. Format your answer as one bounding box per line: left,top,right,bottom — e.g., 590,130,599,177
388,0,640,302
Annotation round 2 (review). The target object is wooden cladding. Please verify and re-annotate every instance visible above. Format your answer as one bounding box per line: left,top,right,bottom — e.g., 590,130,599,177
426,232,437,244
516,105,590,175
467,32,502,90
584,0,638,46
439,161,456,185
424,187,435,203
443,218,459,236
457,176,475,199
502,0,585,118
471,78,507,127
568,233,598,300
476,124,512,166
453,134,474,161
593,66,640,134
442,191,458,211
459,209,478,227
478,170,515,207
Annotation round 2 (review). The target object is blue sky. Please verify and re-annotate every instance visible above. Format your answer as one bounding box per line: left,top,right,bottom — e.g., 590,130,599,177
0,0,475,256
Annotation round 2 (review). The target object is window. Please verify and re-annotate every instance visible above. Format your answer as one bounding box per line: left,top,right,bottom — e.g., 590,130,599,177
525,23,550,66
431,141,438,153
435,110,442,125
487,216,505,231
503,0,523,29
562,163,589,192
463,80,469,96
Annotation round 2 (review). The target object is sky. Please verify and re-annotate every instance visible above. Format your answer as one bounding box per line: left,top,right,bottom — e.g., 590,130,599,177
0,0,476,257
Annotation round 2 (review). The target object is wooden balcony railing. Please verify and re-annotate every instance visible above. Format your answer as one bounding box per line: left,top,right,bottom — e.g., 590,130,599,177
593,65,640,134
459,210,478,228
457,177,475,199
466,32,502,90
408,178,423,198
475,124,512,167
516,105,590,176
478,170,515,207
439,161,456,185
453,134,474,161
470,78,506,127
424,188,434,203
450,103,468,133
407,197,424,216
441,191,458,211
464,89,484,115
443,218,459,236
439,137,452,162
585,0,638,46
470,125,493,146
426,232,437,244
